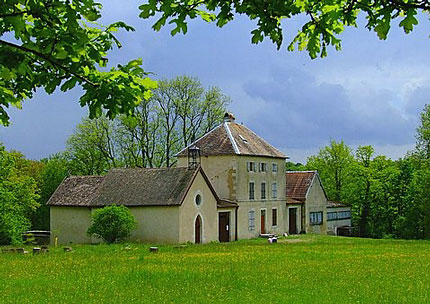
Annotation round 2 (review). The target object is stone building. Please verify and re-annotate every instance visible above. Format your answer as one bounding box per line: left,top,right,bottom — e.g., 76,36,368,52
176,113,287,239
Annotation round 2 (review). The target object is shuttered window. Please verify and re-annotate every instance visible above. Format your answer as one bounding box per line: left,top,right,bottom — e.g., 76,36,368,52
272,182,277,199
248,210,255,231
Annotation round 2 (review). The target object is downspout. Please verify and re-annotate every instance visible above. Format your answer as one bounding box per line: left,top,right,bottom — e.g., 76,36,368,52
301,204,306,233
235,206,238,241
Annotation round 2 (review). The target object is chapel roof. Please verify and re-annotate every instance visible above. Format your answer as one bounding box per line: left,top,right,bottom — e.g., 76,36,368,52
47,167,207,207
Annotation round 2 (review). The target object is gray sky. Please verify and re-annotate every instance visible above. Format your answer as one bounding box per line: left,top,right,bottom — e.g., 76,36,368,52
1,1,430,163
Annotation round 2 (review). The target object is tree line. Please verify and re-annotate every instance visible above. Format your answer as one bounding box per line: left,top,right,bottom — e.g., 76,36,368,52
287,105,430,239
0,75,230,244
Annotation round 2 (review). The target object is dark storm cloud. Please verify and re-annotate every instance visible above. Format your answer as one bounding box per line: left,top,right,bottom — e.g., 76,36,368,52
405,86,430,118
243,66,415,149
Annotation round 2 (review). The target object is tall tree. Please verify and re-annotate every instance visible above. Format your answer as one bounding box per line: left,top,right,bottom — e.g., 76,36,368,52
32,153,69,230
408,104,430,238
115,99,163,168
66,117,117,175
66,75,230,169
415,104,430,159
306,140,354,201
148,75,230,167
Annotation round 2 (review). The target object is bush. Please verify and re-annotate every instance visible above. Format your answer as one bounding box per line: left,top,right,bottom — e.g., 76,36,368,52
87,205,137,244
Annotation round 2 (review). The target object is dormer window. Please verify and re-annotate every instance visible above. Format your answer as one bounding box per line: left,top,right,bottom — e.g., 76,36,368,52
239,134,248,144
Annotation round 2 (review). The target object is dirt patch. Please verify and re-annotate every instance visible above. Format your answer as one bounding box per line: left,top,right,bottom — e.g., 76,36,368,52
278,238,313,244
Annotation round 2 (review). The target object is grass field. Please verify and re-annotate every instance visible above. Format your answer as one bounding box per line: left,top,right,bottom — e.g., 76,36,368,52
0,235,429,303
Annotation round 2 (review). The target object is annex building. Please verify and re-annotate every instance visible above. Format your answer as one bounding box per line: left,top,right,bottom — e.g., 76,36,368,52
48,113,350,244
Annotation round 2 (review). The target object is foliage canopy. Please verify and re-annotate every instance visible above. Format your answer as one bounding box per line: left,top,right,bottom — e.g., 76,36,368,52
140,0,429,58
0,0,156,125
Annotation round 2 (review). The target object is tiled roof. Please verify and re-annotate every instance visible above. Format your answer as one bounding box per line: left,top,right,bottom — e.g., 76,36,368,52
176,117,286,159
47,167,201,207
286,171,317,201
46,176,104,207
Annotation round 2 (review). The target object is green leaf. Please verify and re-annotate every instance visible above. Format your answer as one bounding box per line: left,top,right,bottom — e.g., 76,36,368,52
60,78,78,92
399,9,418,34
56,49,68,60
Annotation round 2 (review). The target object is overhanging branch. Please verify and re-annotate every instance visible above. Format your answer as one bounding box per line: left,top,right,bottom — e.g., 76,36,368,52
0,39,98,87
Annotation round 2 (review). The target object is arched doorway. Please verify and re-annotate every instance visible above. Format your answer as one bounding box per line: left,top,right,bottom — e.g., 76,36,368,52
195,215,202,244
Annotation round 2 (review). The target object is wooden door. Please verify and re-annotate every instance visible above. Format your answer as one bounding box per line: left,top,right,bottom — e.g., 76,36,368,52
289,208,297,234
261,209,266,234
218,212,230,242
195,215,202,244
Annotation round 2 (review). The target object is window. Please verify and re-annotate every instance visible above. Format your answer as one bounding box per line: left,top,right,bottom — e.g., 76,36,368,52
248,210,255,231
260,162,267,172
261,182,266,199
327,212,337,221
272,182,277,199
272,163,278,173
310,212,323,225
338,210,351,220
195,194,202,206
249,182,255,200
247,161,256,172
272,208,278,226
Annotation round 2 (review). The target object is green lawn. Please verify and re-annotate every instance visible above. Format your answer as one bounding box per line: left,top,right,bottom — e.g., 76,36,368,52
0,235,429,303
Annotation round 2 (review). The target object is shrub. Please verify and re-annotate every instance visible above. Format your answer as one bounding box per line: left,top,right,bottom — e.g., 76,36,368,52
87,205,137,244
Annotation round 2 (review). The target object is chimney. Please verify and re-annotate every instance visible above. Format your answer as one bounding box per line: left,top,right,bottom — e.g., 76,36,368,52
223,112,235,123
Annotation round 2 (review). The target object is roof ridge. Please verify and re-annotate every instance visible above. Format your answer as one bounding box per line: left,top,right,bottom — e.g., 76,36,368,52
286,170,317,174
224,122,240,154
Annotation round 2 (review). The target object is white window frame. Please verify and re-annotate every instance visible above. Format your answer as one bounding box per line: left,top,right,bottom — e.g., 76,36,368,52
272,163,278,173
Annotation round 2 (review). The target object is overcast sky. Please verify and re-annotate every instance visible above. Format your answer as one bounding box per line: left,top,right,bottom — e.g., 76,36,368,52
1,1,430,163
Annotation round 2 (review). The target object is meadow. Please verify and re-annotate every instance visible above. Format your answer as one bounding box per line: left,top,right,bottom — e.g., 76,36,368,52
0,235,429,303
